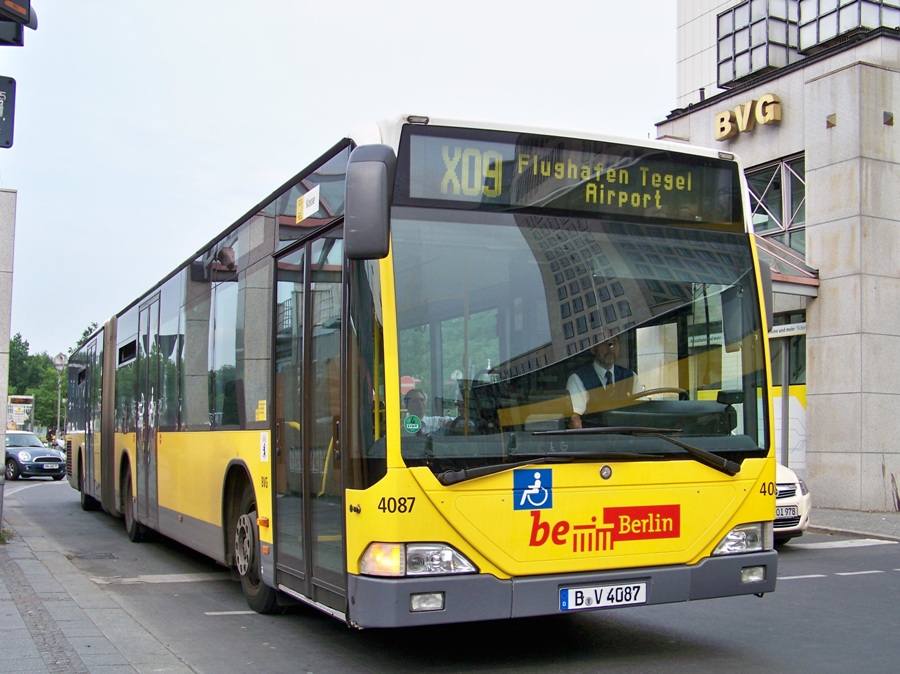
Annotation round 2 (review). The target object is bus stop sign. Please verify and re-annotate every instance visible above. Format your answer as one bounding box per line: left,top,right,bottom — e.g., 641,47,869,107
0,76,14,148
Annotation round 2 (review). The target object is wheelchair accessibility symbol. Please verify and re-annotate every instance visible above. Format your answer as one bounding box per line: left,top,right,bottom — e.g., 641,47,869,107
513,469,553,510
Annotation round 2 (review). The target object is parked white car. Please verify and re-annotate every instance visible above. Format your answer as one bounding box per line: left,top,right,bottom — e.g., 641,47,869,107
774,463,811,545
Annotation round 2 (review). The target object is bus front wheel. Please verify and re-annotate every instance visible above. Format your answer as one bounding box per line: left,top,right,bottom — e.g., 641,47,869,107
235,484,280,614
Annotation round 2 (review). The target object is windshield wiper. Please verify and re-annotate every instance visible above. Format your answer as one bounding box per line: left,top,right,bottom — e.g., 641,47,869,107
437,427,740,484
533,426,741,476
436,452,665,486
533,426,683,436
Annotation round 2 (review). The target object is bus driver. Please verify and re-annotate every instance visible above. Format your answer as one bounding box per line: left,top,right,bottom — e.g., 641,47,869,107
566,336,639,429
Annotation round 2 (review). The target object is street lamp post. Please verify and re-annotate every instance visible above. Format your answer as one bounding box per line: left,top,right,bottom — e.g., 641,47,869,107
53,352,67,443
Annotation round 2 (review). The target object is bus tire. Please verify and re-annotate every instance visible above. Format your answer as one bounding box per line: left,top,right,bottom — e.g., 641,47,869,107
235,484,280,614
79,458,100,511
123,467,145,542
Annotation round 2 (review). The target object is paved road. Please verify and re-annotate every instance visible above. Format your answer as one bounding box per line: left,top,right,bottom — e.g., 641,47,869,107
2,479,899,673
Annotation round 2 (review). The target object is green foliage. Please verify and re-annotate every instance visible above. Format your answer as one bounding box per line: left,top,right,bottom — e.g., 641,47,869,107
398,310,500,405
74,322,99,351
8,333,49,395
6,327,92,432
399,325,431,391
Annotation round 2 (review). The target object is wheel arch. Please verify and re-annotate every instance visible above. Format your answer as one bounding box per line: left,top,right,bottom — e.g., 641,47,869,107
74,443,85,487
109,445,133,518
118,451,134,515
5,453,21,480
222,461,253,568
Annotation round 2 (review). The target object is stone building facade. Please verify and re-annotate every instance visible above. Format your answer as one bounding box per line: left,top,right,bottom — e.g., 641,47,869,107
657,0,900,511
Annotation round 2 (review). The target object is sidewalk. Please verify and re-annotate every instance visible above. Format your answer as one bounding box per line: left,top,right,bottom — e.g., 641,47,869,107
1,505,898,673
807,505,900,542
1,503,194,673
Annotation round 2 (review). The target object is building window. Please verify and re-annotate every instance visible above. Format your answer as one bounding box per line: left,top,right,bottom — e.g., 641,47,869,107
746,156,806,255
799,0,900,52
717,0,802,87
718,2,900,87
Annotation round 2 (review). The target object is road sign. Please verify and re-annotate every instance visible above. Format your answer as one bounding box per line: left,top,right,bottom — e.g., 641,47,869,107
11,404,27,424
0,76,15,148
8,394,33,430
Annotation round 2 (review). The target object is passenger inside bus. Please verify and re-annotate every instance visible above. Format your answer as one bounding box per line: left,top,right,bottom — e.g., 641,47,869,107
566,335,640,429
403,389,452,435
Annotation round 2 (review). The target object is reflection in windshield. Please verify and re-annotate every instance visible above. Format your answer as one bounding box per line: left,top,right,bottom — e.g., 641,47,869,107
392,210,768,476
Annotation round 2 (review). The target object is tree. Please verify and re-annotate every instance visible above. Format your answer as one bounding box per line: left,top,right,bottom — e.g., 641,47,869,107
7,332,69,432
8,332,50,394
73,322,99,352
31,366,63,429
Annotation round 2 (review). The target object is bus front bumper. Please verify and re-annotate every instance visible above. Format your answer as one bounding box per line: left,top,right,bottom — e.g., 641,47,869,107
346,550,777,628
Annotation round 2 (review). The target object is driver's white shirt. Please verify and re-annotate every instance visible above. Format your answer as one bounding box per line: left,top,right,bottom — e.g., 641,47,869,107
566,363,640,415
419,415,453,435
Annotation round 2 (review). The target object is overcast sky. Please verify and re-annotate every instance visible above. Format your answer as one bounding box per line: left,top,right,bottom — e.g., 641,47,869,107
1,1,677,356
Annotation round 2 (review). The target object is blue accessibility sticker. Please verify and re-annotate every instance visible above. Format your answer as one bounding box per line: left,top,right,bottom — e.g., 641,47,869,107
513,468,553,510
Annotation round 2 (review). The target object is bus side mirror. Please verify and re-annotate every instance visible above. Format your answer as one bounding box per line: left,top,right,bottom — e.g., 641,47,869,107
345,144,396,260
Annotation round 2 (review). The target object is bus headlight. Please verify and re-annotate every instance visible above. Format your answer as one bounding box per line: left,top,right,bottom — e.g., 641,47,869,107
406,544,476,576
712,522,772,555
359,542,476,577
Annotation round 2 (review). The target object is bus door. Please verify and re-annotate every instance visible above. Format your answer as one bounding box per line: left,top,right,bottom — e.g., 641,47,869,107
80,340,98,496
273,226,346,612
136,296,161,530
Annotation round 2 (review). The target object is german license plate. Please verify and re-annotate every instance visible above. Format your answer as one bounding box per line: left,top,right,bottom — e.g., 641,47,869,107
43,463,60,470
559,582,647,611
776,505,798,518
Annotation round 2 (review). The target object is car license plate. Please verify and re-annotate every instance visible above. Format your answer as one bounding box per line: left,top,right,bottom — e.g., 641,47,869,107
776,505,798,518
43,463,60,470
559,582,646,611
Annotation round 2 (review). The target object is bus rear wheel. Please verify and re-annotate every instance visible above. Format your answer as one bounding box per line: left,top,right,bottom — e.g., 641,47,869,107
235,484,280,614
79,459,100,511
123,468,145,542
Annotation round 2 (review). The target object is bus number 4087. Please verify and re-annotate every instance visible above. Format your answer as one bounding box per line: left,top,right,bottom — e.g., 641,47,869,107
378,496,416,514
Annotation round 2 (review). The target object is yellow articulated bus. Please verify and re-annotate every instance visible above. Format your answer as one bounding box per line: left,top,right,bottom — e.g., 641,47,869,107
66,115,777,628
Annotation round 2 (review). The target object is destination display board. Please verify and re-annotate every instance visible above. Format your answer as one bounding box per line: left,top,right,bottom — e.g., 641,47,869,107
395,124,744,229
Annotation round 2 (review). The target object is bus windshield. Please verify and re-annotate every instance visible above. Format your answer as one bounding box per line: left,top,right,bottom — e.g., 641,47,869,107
393,209,768,477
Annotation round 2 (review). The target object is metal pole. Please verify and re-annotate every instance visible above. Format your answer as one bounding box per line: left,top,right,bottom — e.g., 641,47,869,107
55,370,61,439
1,448,5,527
781,340,790,467
53,353,67,444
